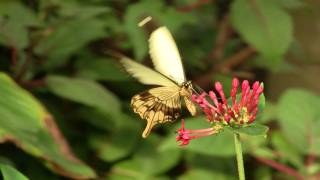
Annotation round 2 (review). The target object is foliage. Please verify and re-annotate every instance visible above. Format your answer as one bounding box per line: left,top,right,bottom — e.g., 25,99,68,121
0,0,319,179
0,164,29,180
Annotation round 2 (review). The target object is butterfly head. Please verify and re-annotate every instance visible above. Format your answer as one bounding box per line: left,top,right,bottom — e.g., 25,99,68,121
182,81,192,88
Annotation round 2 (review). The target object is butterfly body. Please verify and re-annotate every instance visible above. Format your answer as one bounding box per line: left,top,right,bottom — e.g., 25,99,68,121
121,26,196,138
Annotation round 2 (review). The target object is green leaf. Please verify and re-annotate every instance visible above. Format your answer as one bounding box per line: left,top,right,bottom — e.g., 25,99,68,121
253,54,287,71
178,168,236,180
0,72,96,179
277,89,320,155
234,124,269,136
34,18,106,69
312,119,320,155
240,133,270,156
0,164,28,180
230,0,293,59
76,107,117,131
134,135,181,175
254,167,272,180
252,148,275,159
0,0,40,49
75,58,129,81
257,102,277,123
110,135,181,179
177,169,219,180
91,114,140,162
184,154,237,180
46,75,121,118
109,159,149,180
271,131,304,168
258,92,266,114
277,0,307,9
160,117,235,157
57,1,111,18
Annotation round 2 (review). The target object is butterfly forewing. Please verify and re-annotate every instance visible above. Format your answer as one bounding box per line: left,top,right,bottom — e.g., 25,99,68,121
120,57,177,87
131,86,181,138
149,26,186,84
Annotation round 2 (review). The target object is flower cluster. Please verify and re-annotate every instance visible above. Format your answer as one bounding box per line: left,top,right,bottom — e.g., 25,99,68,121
192,78,263,125
176,78,264,146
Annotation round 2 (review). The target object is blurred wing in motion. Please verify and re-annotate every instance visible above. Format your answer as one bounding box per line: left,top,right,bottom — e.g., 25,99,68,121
131,86,181,138
120,56,177,87
149,26,186,84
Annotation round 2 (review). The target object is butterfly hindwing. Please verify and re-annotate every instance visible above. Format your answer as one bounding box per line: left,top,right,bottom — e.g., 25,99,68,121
131,86,181,138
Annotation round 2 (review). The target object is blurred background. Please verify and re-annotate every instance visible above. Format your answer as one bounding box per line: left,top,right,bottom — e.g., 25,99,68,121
0,0,320,179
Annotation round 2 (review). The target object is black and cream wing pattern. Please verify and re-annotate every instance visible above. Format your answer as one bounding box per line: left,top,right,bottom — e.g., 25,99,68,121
131,87,182,137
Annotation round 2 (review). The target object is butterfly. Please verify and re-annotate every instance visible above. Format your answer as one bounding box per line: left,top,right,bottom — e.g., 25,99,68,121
121,26,196,138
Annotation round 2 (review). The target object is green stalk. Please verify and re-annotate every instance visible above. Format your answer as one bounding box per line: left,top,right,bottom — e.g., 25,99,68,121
234,133,245,180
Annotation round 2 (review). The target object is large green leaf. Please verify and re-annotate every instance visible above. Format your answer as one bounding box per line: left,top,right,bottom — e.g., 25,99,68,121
0,164,29,180
0,73,96,179
277,89,320,155
230,0,293,59
46,75,121,118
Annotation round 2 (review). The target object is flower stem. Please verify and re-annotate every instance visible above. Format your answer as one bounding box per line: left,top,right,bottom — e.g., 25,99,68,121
234,133,245,180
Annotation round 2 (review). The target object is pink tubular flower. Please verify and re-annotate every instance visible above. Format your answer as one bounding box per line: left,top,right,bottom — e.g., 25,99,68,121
192,78,264,125
176,119,222,146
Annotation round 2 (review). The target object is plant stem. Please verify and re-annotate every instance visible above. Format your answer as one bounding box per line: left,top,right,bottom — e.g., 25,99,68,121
234,133,245,180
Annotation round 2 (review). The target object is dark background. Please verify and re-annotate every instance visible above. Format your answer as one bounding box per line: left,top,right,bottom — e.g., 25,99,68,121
0,0,320,179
